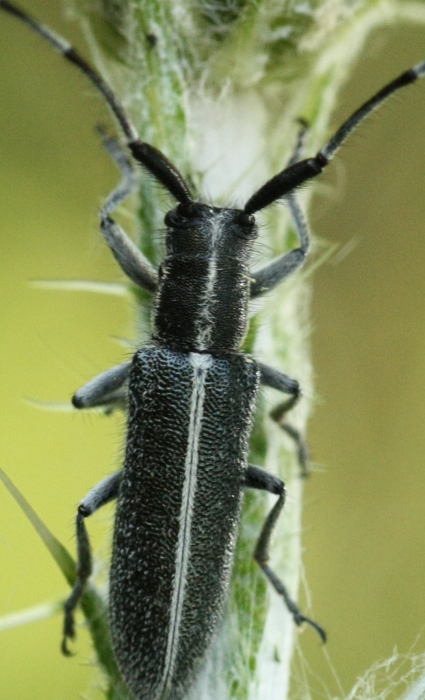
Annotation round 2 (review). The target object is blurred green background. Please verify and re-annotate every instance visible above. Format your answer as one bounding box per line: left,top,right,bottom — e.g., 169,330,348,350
1,2,425,699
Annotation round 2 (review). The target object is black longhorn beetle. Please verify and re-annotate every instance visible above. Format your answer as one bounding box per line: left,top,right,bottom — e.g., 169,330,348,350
2,2,425,699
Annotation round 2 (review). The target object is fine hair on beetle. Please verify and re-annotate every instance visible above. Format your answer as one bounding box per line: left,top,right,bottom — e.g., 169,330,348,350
2,2,425,700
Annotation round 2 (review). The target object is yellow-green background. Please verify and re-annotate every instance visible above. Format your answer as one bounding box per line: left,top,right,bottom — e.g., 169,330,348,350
1,2,425,698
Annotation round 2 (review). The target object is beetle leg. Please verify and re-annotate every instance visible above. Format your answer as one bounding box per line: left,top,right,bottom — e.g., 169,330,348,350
62,470,123,656
72,361,131,410
286,118,309,167
99,130,158,293
250,194,309,298
245,465,326,642
250,120,310,298
259,363,309,477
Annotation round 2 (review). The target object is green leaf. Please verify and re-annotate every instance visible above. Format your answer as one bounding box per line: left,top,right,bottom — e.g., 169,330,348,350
0,468,76,586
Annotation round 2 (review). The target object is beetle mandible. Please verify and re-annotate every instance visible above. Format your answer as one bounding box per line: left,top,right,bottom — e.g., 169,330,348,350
2,2,425,699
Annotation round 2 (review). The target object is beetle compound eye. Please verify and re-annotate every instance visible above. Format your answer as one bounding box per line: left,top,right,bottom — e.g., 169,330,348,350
237,211,255,236
164,210,176,227
232,211,256,240
164,202,201,228
176,201,198,219
164,203,200,229
238,212,255,228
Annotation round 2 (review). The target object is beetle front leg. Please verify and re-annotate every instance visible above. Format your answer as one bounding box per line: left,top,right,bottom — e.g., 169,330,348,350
99,130,158,293
250,120,310,298
244,465,326,642
259,363,309,476
72,361,131,410
250,194,310,298
62,470,122,655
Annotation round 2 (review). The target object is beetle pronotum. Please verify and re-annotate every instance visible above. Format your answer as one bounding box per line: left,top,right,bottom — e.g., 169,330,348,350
2,2,425,699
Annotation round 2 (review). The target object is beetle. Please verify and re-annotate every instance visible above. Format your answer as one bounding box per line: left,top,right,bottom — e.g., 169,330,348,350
2,2,425,699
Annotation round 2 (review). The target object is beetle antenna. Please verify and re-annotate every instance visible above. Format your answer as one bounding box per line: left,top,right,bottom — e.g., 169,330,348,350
0,0,193,204
244,61,425,214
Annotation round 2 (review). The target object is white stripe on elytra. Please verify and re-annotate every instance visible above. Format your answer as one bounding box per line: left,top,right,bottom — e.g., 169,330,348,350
196,214,224,350
157,352,213,699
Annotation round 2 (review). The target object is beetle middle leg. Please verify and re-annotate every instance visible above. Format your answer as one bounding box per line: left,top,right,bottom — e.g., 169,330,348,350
259,363,309,477
62,470,122,655
244,465,326,641
72,361,131,410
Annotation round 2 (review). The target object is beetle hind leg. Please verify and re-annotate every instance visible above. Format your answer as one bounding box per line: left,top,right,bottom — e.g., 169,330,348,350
62,509,91,655
245,465,326,642
62,470,122,655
